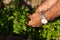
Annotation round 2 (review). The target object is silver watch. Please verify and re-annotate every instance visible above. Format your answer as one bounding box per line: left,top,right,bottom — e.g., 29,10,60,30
41,11,48,24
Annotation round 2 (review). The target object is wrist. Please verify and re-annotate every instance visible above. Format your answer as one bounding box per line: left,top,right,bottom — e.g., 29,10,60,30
35,7,43,13
44,12,50,21
44,11,55,21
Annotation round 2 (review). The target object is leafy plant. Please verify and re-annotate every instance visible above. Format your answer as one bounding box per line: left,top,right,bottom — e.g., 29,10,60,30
0,0,60,40
12,5,60,40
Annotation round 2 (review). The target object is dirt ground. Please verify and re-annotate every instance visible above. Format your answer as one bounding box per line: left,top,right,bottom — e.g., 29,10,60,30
19,0,44,9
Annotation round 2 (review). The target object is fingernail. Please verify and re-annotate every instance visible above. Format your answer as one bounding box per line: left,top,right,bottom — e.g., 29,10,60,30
28,23,30,26
28,21,32,26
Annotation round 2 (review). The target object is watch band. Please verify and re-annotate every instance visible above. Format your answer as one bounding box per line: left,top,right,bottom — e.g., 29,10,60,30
41,11,48,24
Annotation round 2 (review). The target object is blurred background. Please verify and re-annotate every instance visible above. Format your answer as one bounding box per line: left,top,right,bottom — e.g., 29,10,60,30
0,0,60,40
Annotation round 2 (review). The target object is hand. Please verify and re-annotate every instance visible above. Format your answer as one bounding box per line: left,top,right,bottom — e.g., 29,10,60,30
28,12,42,27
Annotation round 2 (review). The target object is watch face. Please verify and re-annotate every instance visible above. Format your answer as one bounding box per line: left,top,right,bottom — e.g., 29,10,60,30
41,18,48,24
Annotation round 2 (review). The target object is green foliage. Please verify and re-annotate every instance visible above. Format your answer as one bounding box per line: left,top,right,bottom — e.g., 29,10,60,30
13,6,30,34
0,1,60,40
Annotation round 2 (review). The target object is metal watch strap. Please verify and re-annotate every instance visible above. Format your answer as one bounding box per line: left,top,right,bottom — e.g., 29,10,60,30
40,11,48,24
41,11,46,19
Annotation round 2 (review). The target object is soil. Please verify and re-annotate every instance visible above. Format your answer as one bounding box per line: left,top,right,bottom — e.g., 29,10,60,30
19,0,43,9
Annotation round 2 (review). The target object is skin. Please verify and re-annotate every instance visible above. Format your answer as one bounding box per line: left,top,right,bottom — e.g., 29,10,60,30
28,0,60,27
